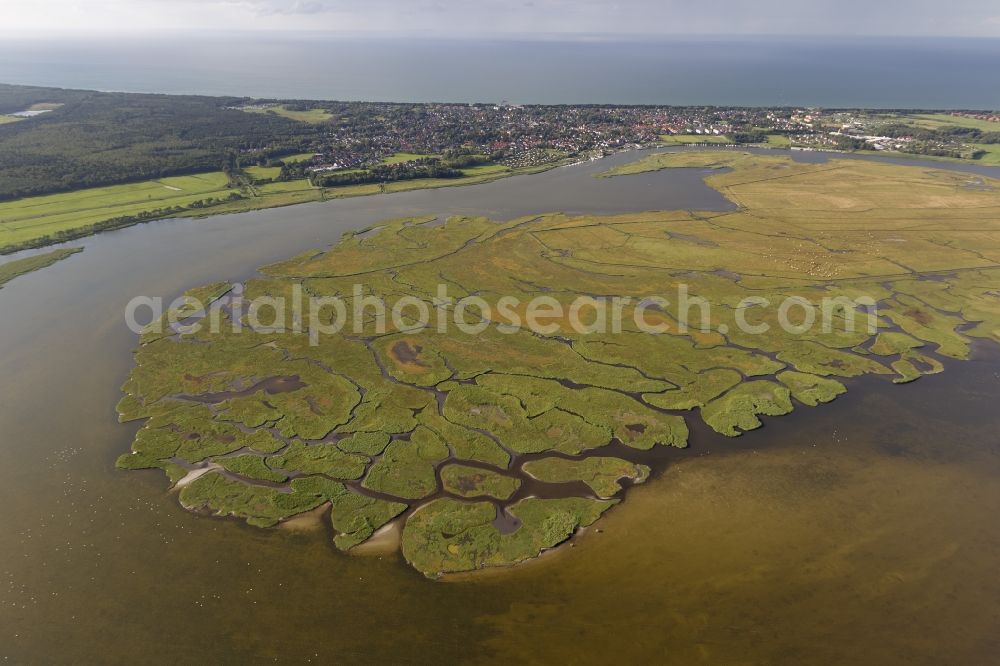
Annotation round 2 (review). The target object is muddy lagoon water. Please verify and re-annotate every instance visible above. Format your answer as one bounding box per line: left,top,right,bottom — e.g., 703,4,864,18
1,149,999,663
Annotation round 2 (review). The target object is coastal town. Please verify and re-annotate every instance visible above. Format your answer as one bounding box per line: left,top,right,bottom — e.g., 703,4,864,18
3,81,997,256
230,101,1000,176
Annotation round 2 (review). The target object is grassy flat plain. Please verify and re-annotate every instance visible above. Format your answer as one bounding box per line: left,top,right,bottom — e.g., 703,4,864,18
198,163,519,217
0,173,236,251
244,165,283,180
245,154,316,181
661,133,790,148
0,159,531,253
288,152,318,161
0,247,81,288
244,105,332,124
117,151,1000,577
660,133,730,145
381,152,432,164
906,113,1000,131
968,143,1000,165
0,115,22,125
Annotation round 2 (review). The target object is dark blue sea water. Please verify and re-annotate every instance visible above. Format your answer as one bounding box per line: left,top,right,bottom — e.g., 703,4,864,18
0,33,998,108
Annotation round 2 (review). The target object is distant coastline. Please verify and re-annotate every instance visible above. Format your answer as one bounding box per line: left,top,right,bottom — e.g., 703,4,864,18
1,34,998,107
2,79,999,257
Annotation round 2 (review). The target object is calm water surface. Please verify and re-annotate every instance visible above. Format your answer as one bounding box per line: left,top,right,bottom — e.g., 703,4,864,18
1,35,999,107
1,150,999,663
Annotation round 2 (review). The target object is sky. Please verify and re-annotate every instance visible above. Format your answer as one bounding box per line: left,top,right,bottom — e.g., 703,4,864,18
4,0,1000,38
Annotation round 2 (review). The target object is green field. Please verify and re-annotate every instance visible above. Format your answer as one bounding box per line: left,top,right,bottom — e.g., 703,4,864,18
256,179,317,195
0,173,235,250
0,115,22,125
356,163,512,196
661,133,787,147
872,113,1000,166
283,153,317,162
0,157,546,254
381,152,433,164
970,143,1000,165
244,105,332,124
288,163,510,197
244,165,282,181
907,113,1000,131
452,163,509,177
660,133,731,145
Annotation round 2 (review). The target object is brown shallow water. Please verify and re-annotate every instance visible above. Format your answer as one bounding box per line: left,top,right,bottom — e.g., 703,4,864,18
2,150,1000,664
468,349,1000,664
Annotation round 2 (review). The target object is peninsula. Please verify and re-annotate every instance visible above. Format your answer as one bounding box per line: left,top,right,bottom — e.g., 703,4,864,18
116,152,1000,577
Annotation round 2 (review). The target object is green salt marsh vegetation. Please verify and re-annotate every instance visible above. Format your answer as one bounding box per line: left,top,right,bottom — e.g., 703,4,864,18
329,491,408,550
700,381,794,437
179,472,337,528
522,457,650,498
401,497,616,577
117,151,1000,575
211,454,289,483
440,464,521,500
0,246,82,288
362,428,449,499
776,371,847,407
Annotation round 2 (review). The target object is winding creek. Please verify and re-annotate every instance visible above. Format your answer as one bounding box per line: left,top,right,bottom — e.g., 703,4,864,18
2,149,1000,663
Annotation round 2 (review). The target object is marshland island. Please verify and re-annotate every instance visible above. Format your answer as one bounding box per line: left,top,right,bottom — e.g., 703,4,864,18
115,151,1000,577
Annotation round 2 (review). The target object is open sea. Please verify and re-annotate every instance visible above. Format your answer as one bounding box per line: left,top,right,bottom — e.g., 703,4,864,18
0,33,998,108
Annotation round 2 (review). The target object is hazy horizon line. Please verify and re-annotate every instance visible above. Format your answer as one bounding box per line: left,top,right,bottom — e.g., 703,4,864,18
3,79,996,112
2,29,1000,42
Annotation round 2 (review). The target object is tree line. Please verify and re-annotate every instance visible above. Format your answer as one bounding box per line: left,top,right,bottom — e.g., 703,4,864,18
311,160,464,188
0,85,320,200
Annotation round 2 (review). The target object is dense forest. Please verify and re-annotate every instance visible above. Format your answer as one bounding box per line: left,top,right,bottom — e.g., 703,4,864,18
0,84,93,115
0,84,320,200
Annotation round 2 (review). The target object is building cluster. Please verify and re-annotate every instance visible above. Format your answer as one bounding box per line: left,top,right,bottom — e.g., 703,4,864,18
243,101,997,173
262,103,818,171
